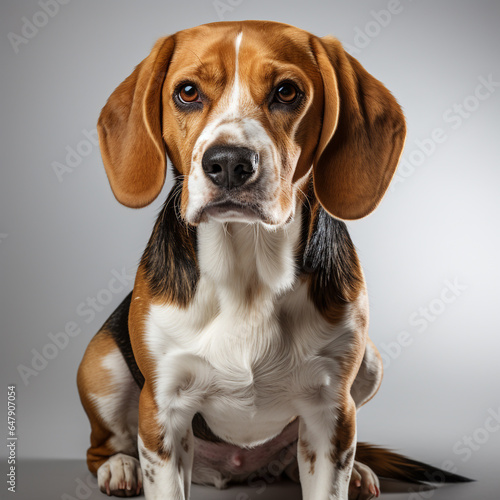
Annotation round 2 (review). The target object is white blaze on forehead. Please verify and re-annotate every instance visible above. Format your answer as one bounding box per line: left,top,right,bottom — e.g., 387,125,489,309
235,32,242,81
227,31,243,115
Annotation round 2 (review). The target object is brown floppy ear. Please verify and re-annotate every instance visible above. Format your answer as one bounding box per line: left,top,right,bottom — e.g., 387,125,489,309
311,36,406,220
97,36,175,208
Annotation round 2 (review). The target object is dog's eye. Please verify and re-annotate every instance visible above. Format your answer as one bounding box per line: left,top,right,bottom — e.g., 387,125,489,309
274,82,298,104
178,84,200,103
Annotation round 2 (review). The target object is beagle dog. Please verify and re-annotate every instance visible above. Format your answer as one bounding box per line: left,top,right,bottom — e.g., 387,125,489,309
78,20,470,500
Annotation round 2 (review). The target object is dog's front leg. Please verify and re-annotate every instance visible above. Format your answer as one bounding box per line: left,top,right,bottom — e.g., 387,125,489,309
137,382,195,500
298,397,357,500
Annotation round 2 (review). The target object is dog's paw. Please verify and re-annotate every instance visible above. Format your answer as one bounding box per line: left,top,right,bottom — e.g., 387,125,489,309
349,460,380,500
97,453,143,497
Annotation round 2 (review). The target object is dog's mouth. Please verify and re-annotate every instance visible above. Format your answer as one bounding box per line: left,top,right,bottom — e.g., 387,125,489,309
201,200,264,223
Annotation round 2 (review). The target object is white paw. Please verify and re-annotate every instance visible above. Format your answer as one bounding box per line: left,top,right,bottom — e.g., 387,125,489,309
349,460,380,500
97,453,143,497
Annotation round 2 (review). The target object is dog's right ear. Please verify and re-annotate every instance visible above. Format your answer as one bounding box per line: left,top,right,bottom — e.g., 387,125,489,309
97,36,175,208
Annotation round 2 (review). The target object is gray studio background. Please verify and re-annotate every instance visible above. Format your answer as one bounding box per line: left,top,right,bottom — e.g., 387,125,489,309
1,0,499,497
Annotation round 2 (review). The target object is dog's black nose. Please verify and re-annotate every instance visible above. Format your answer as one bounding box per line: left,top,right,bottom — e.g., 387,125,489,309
202,146,258,189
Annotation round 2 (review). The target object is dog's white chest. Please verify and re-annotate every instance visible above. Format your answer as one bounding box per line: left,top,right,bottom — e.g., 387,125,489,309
147,284,305,446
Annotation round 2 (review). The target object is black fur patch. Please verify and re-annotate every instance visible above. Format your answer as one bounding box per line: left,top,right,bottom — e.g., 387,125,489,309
301,182,363,307
142,180,199,306
191,413,224,443
102,292,145,388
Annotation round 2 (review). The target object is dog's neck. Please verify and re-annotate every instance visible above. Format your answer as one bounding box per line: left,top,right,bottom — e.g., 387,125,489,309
142,181,362,317
196,207,303,307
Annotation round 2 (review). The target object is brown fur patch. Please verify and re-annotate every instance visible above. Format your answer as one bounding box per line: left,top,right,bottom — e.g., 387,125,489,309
244,274,263,306
138,383,171,462
157,443,172,462
299,438,317,475
97,36,175,208
144,468,154,483
139,446,158,466
77,330,127,473
128,267,158,381
355,338,384,408
329,399,356,467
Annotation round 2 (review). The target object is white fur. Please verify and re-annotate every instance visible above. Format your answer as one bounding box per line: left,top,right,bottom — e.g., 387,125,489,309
229,32,242,114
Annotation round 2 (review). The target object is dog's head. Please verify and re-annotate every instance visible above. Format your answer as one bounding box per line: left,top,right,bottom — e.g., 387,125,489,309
98,21,405,225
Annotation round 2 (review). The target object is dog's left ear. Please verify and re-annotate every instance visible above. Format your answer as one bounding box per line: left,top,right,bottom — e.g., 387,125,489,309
311,36,406,220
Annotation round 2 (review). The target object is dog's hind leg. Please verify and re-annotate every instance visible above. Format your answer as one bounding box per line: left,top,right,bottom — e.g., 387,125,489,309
351,337,383,409
77,323,142,496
